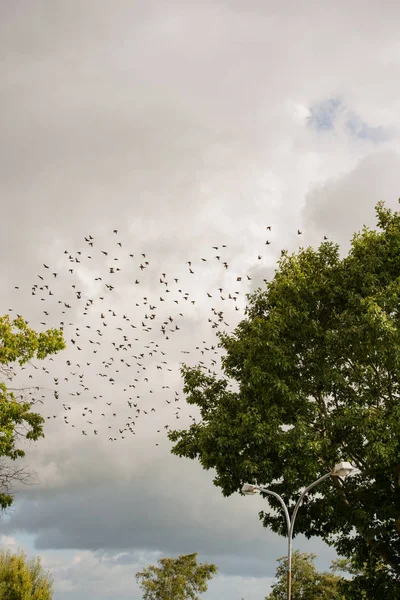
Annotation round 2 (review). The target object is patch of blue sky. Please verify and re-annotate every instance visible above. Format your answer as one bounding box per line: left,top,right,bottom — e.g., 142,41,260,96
307,96,398,143
344,112,398,143
306,97,343,131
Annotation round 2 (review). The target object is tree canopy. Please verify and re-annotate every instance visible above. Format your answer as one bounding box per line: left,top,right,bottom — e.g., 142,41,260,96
168,200,400,591
135,552,217,600
265,550,345,600
0,547,53,600
0,314,65,509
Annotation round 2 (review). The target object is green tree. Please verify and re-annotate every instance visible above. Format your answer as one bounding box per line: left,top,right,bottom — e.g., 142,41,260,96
135,552,217,600
0,314,65,509
331,555,400,599
168,200,400,593
0,547,53,599
265,550,345,599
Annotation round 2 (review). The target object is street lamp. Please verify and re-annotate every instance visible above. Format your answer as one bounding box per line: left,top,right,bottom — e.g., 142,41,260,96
242,462,357,600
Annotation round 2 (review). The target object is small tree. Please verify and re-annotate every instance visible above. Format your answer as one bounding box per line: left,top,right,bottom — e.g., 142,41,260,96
135,552,217,600
0,547,54,599
0,314,65,509
265,550,345,600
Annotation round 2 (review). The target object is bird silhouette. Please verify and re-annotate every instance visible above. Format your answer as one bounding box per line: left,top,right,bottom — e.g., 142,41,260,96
20,221,304,445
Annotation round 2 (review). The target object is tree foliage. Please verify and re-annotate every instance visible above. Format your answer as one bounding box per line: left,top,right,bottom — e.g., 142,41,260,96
0,547,53,600
265,550,345,600
135,552,217,600
168,200,400,592
332,555,400,599
0,315,65,366
0,314,65,509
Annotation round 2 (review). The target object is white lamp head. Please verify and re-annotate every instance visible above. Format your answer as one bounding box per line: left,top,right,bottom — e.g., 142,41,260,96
332,461,356,478
241,483,260,495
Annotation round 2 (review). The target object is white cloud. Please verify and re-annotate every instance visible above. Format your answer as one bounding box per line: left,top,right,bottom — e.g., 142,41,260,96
36,546,277,600
0,536,17,547
1,1,400,598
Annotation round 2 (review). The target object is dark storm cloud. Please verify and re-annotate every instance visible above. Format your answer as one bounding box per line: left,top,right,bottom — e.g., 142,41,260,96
2,454,268,555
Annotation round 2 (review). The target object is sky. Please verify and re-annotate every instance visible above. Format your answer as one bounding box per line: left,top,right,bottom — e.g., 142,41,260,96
1,1,400,599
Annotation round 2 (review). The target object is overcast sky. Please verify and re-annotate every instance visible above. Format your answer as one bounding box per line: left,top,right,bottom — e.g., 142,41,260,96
1,1,400,599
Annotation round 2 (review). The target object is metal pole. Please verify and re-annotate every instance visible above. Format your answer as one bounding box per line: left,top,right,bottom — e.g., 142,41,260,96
287,530,292,600
254,489,291,599
258,472,332,600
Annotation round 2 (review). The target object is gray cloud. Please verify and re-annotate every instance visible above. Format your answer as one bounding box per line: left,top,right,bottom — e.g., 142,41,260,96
1,1,400,599
303,150,400,255
1,451,333,577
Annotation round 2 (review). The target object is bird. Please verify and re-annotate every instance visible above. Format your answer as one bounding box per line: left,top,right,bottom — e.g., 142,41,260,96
24,221,304,446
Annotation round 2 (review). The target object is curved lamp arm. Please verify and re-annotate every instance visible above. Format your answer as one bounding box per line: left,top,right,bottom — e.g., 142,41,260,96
242,463,356,600
288,471,332,539
249,471,336,600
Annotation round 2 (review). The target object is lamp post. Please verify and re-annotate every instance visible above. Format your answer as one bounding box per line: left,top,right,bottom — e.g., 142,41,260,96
242,462,356,600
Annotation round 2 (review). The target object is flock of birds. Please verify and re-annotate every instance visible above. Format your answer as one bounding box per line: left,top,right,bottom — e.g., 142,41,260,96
6,226,321,446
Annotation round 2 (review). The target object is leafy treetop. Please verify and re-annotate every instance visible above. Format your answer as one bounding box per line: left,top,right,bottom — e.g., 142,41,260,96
168,200,400,588
0,547,54,600
135,552,217,600
265,550,345,600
